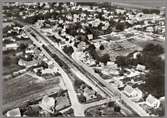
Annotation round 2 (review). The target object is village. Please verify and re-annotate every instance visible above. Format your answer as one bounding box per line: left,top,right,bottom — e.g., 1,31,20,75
2,2,165,117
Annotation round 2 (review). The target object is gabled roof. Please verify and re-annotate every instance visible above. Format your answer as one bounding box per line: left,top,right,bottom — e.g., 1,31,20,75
6,108,21,117
124,85,134,94
146,94,159,105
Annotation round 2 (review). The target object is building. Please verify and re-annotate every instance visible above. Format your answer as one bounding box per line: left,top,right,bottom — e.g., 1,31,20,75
4,43,18,50
133,51,141,59
39,95,55,114
18,58,38,67
101,62,119,75
136,64,146,71
83,87,96,101
145,94,160,109
87,34,93,40
6,108,21,117
123,85,143,101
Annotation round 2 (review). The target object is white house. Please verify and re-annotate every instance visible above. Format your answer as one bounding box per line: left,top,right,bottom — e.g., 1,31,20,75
83,87,96,101
123,85,136,97
129,88,143,102
145,94,160,109
6,108,21,117
136,64,146,71
39,95,55,113
87,34,93,40
123,85,143,101
146,26,154,32
5,43,18,50
25,49,34,54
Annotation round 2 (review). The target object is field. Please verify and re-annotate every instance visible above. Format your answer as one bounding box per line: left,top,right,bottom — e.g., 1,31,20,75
3,73,61,111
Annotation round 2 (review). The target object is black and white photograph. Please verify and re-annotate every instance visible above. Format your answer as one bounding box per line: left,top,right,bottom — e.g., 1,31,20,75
2,1,166,117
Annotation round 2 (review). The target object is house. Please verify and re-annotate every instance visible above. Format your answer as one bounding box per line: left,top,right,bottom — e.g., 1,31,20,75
129,88,143,102
146,26,154,32
115,9,126,15
110,80,124,88
101,67,119,76
25,49,34,54
39,95,55,114
87,34,93,40
41,68,55,74
18,58,38,67
123,85,142,101
145,94,160,109
6,108,21,117
47,60,54,68
123,85,135,97
83,87,96,101
136,64,146,71
5,43,18,50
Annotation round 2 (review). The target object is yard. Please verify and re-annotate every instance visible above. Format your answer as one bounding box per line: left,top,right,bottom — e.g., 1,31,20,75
85,102,124,117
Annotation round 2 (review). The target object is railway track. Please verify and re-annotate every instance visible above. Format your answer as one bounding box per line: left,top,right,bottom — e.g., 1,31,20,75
28,27,116,98
26,26,149,116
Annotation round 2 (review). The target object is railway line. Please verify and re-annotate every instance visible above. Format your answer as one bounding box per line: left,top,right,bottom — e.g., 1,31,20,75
24,26,149,116
28,27,116,98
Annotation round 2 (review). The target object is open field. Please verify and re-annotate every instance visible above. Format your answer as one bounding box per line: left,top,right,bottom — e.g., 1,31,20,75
3,73,61,111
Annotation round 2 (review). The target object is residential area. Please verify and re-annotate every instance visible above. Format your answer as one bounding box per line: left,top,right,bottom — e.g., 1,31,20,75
2,2,165,117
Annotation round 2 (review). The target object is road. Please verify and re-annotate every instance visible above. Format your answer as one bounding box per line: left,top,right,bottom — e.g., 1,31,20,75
24,28,85,116
24,26,129,116
25,26,149,116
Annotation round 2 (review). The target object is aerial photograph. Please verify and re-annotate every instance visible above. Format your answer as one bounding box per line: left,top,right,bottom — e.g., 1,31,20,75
2,2,165,117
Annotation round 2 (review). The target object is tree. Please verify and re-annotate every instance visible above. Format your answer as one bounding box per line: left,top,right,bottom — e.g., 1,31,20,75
108,101,115,107
18,43,28,51
41,61,48,69
115,56,127,67
63,45,74,56
143,69,164,98
24,106,40,117
114,106,121,112
78,94,86,103
143,43,164,56
3,56,11,66
116,22,125,31
99,54,110,65
99,44,105,50
37,69,42,76
74,79,84,88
